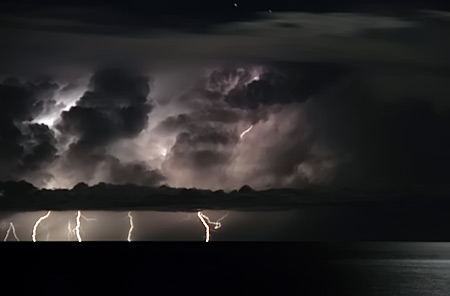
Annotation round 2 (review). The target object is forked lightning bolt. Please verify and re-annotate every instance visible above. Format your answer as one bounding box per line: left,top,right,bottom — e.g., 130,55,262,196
201,212,229,230
127,211,134,242
197,212,210,242
239,125,253,139
32,210,51,242
4,222,19,241
197,211,229,242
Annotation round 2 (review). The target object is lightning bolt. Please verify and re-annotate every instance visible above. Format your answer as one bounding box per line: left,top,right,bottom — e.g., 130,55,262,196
197,212,210,242
239,125,253,139
4,222,19,242
74,210,82,242
197,211,229,242
127,211,134,242
32,210,51,242
202,212,229,230
72,211,96,242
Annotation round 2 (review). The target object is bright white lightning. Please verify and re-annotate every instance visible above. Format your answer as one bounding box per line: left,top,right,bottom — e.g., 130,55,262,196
197,212,229,242
4,222,19,242
74,210,82,242
201,212,229,230
239,125,253,139
32,210,51,242
71,211,96,242
197,212,210,242
127,211,134,242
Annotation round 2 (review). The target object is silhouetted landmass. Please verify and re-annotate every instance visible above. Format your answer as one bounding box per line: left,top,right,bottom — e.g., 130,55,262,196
238,184,254,193
1,181,450,211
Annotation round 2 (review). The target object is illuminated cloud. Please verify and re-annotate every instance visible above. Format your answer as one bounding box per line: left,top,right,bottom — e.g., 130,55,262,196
0,10,449,191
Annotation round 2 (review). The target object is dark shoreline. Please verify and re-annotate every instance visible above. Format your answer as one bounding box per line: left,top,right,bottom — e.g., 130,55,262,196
2,180,450,211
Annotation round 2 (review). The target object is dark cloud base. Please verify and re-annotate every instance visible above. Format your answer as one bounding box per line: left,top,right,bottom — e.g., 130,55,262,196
1,181,450,212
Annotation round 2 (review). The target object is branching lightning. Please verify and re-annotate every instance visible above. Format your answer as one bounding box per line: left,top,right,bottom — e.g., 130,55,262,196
202,212,229,230
197,212,210,242
32,210,51,242
239,125,253,139
197,211,229,242
81,214,97,222
127,211,134,242
4,222,19,242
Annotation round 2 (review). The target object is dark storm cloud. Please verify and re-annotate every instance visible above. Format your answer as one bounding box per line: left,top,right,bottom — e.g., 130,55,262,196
151,63,341,189
103,156,166,186
20,124,58,170
0,8,449,192
224,64,346,109
0,77,59,121
0,78,59,182
307,74,450,187
156,109,243,134
162,125,239,178
57,68,153,159
54,68,165,186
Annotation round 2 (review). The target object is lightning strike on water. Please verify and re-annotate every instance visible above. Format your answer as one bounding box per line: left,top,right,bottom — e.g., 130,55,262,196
32,210,51,242
4,222,19,242
64,211,96,241
197,211,229,242
74,210,82,242
127,211,134,242
239,125,253,139
197,212,210,242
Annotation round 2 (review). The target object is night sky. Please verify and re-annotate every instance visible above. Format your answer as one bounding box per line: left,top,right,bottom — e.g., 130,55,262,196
3,2,450,295
1,0,450,243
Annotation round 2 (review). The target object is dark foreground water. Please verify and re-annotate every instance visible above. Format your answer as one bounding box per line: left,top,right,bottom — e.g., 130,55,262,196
335,259,450,296
2,242,450,295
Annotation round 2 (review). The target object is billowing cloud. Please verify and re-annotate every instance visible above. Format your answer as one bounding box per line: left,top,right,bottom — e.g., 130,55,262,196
224,63,346,109
51,68,165,187
0,78,59,185
0,57,449,192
